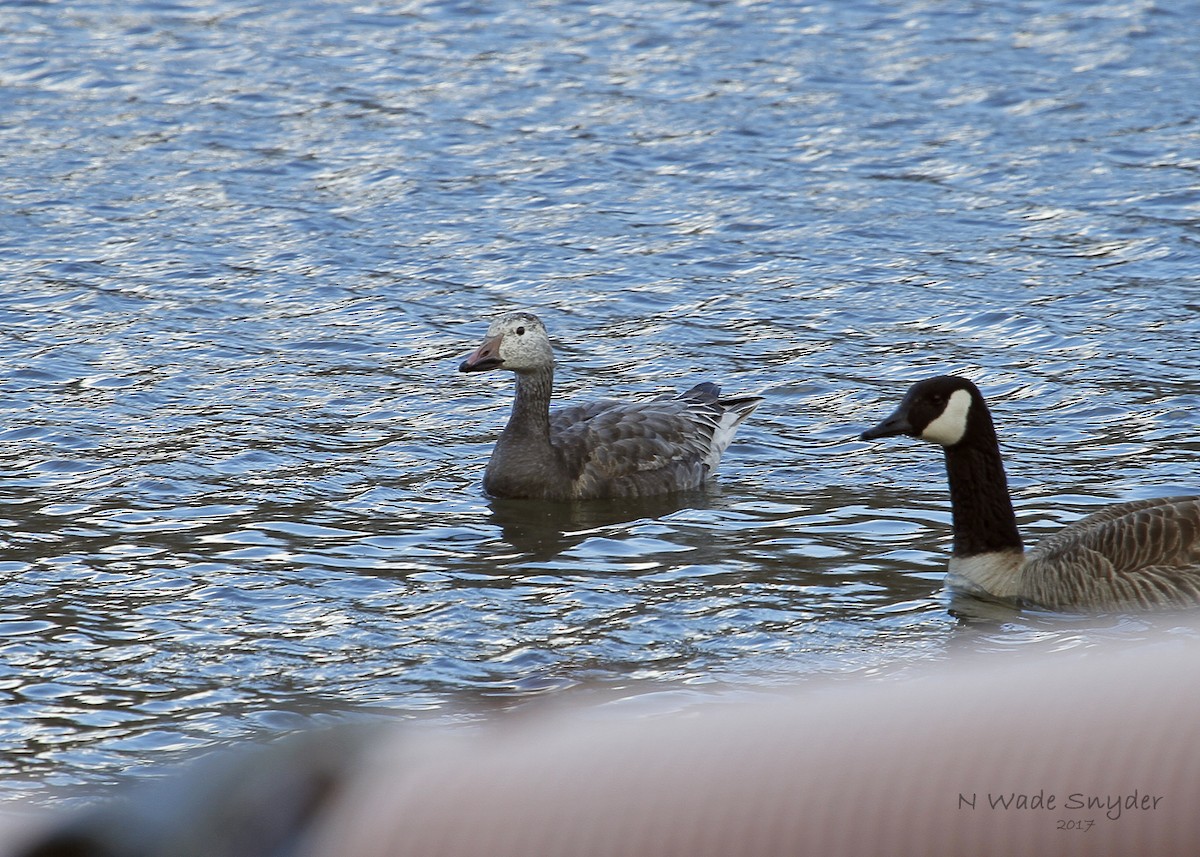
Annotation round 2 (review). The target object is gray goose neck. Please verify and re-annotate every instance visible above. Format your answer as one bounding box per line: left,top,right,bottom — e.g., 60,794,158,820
943,430,1024,557
508,366,554,440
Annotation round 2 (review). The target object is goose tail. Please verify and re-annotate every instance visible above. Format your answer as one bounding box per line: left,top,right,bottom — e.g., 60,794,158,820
706,394,763,470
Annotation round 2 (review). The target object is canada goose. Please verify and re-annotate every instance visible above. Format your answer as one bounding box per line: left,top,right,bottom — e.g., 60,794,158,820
860,375,1200,611
458,312,762,501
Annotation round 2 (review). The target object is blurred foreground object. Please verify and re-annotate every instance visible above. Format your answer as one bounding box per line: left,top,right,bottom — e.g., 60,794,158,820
11,633,1200,857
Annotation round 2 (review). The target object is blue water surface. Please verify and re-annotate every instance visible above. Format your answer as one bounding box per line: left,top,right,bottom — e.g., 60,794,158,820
1,0,1199,802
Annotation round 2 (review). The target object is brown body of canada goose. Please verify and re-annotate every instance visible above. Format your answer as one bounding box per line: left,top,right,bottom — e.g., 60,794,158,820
459,312,762,501
861,375,1200,611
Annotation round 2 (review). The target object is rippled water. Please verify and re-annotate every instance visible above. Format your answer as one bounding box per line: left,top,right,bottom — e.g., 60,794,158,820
2,0,1200,803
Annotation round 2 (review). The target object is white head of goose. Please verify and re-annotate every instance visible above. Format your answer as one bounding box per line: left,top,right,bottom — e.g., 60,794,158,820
459,311,763,501
861,375,1200,611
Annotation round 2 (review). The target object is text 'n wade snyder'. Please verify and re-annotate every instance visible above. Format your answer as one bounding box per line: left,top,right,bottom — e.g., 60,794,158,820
958,791,1163,821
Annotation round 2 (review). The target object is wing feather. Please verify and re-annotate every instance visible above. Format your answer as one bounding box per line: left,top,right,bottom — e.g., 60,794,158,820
1024,496,1200,609
549,390,726,499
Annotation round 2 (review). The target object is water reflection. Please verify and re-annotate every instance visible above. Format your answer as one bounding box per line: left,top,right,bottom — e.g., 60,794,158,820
486,491,711,562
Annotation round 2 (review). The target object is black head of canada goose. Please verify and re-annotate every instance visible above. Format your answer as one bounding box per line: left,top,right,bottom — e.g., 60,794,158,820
861,375,1200,611
459,311,762,501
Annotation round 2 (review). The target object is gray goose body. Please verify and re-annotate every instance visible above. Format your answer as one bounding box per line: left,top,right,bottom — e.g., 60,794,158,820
459,312,761,501
861,375,1200,611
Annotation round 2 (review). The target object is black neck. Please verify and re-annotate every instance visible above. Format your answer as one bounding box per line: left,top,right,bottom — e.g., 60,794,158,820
942,430,1024,557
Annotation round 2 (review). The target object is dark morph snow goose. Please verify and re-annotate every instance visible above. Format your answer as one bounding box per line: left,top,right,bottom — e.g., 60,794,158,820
860,375,1200,611
459,312,762,501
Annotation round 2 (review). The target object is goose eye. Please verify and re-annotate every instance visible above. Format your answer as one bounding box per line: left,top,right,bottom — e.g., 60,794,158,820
516,326,526,335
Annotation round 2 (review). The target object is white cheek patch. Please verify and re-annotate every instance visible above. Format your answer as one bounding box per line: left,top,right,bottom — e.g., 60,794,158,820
920,388,972,446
